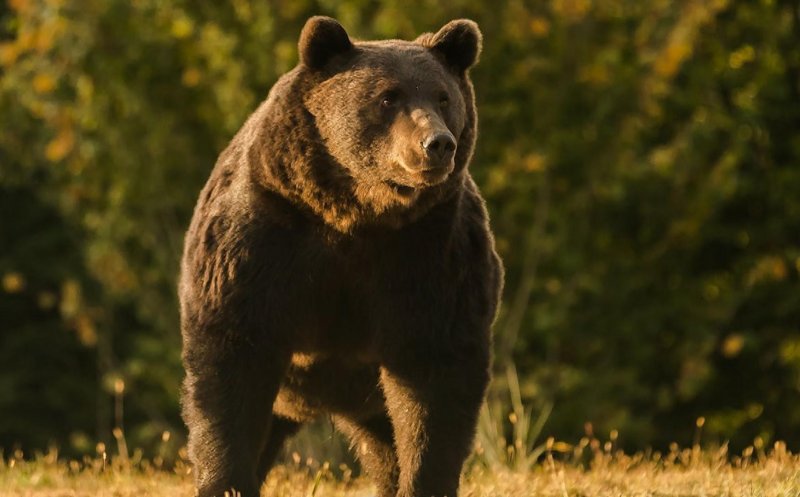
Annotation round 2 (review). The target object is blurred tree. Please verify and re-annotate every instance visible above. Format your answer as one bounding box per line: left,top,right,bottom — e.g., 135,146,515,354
479,0,800,450
0,186,96,454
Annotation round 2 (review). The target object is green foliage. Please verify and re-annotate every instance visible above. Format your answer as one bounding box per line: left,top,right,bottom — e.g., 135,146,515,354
481,0,800,451
1,0,799,459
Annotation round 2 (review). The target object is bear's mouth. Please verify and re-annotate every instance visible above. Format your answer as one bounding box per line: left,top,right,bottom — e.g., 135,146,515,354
386,181,416,197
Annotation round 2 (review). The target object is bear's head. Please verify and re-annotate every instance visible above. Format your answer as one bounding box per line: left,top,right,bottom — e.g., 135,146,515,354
295,16,481,220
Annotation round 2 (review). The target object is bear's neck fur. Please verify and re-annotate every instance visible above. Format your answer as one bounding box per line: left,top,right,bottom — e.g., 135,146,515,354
237,66,477,234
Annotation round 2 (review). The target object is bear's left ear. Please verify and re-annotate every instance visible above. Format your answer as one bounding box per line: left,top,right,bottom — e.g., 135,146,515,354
299,16,354,70
419,19,482,72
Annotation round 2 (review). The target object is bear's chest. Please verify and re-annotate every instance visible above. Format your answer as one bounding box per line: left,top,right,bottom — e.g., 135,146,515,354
269,226,453,354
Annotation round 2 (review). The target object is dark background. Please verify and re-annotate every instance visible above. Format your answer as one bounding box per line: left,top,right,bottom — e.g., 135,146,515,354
1,0,799,462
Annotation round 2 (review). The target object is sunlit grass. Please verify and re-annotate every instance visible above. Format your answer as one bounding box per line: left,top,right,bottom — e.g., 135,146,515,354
5,375,796,496
3,439,799,497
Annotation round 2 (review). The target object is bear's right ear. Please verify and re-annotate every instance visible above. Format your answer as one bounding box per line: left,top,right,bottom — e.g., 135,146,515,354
299,16,353,70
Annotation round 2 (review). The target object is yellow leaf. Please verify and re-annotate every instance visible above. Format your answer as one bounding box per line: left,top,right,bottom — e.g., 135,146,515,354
721,334,744,358
523,153,547,172
182,67,201,87
654,43,692,78
772,259,788,280
746,256,787,286
74,313,98,346
530,17,550,38
780,339,800,365
2,272,25,293
60,279,81,318
76,75,94,102
9,0,31,13
45,128,75,162
553,0,591,22
0,43,19,67
17,30,35,51
32,73,57,94
171,16,194,39
729,45,755,69
35,27,56,53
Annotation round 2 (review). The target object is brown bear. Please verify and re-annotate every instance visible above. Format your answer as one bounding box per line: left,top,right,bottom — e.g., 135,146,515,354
179,16,502,497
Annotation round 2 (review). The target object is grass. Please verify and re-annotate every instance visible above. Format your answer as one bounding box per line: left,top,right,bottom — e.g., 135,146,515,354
2,440,799,497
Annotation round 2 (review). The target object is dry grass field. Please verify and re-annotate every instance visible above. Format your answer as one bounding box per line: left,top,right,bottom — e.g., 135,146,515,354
2,440,799,497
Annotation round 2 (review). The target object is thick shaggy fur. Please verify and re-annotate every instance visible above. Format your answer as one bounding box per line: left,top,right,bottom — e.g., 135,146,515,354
179,16,503,497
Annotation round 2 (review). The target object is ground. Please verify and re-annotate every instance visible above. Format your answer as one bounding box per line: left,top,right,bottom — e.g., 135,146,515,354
2,444,799,497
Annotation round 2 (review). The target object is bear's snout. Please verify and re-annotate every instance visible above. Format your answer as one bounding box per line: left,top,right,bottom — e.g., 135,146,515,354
423,132,456,164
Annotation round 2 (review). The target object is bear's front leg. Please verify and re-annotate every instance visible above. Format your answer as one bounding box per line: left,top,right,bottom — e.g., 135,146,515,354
182,338,289,497
379,341,490,497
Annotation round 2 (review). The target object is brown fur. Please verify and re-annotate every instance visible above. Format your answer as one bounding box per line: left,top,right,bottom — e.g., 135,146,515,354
179,16,502,497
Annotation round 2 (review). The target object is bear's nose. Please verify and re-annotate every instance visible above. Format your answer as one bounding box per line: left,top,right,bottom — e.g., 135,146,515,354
423,133,456,163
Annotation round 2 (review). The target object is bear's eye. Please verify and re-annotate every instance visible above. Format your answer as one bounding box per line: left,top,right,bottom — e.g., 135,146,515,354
439,95,449,109
380,92,399,109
